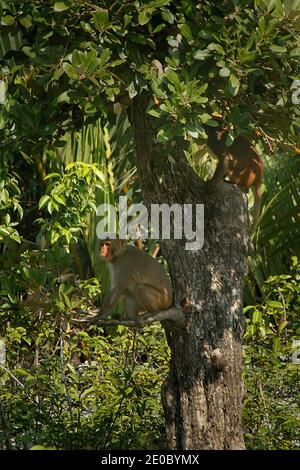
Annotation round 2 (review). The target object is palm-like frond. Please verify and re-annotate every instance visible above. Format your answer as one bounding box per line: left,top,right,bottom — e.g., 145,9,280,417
55,112,135,280
247,151,300,300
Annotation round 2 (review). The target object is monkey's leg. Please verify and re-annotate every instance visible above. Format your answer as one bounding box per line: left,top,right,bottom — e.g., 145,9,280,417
80,286,124,323
137,284,172,315
124,294,140,321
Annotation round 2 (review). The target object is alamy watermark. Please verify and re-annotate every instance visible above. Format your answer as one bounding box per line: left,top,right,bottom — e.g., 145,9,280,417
0,340,6,365
291,340,300,365
291,79,300,105
0,80,6,105
95,196,204,251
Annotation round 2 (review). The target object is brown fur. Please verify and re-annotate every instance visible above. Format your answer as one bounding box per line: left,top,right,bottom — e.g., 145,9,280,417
204,124,263,233
93,239,173,321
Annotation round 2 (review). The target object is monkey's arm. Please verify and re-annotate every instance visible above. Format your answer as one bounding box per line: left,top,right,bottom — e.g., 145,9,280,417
89,285,125,322
208,153,230,185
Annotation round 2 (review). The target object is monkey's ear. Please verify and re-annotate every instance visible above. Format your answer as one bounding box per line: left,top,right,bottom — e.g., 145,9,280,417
117,238,127,251
111,238,127,258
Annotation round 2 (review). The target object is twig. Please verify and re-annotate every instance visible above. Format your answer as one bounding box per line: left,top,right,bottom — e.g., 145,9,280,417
59,335,75,429
0,365,24,388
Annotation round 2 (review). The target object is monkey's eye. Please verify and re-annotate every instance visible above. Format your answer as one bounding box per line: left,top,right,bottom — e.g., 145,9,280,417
101,241,111,248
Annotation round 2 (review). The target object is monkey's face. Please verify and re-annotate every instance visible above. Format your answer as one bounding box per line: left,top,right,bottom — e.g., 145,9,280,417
100,240,113,261
100,239,127,262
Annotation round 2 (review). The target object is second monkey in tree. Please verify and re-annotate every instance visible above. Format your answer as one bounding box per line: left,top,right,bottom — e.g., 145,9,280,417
204,122,263,234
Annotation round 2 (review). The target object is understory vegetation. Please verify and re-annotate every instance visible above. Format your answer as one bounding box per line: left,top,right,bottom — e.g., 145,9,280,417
0,255,299,449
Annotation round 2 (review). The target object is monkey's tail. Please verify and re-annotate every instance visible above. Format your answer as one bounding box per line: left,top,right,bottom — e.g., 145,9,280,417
249,182,263,235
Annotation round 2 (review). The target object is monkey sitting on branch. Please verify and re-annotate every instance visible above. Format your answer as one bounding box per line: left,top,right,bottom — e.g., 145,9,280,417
203,121,263,234
74,239,184,327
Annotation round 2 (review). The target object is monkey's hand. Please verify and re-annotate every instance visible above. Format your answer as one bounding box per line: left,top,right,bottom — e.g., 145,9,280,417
206,178,224,192
72,308,108,324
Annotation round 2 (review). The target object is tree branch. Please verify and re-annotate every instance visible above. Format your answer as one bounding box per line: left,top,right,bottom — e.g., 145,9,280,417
72,306,185,327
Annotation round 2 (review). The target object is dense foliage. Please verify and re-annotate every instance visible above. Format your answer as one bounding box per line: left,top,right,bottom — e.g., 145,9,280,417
1,0,300,151
1,0,300,450
243,257,300,449
0,255,299,449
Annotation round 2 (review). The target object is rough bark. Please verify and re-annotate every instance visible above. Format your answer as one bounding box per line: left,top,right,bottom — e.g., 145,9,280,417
130,94,248,450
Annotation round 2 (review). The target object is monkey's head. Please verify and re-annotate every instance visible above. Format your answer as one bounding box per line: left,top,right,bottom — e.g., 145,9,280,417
100,238,127,262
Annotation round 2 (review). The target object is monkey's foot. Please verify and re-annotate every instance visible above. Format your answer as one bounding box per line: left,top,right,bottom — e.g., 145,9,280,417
71,310,107,324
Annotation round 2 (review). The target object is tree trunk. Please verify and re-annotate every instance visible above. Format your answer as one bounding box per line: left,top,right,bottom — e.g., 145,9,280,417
130,95,247,450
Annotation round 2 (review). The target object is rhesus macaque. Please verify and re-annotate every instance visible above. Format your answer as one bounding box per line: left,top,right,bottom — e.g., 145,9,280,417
90,239,173,322
204,123,263,233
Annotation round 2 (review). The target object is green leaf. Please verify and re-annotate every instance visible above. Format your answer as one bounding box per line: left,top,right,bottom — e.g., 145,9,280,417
54,2,69,12
55,92,70,104
138,10,152,25
228,74,240,96
39,195,51,210
258,326,266,337
0,227,10,237
127,82,138,99
151,81,165,98
157,129,170,143
193,49,211,61
43,173,61,180
268,0,284,17
94,9,109,27
162,9,174,24
99,48,111,67
270,44,287,53
72,50,84,67
199,113,212,123
19,15,32,29
219,67,230,77
22,47,36,59
53,194,66,205
178,23,193,42
207,43,225,54
147,108,161,118
258,16,266,32
225,131,235,147
249,324,256,336
10,231,21,243
253,310,262,323
186,124,199,138
165,67,180,88
238,48,257,63
290,47,300,57
31,445,57,450
63,292,71,307
127,32,147,44
278,320,288,332
272,336,280,353
1,15,15,25
124,14,132,27
266,300,284,308
63,62,79,79
86,50,100,74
